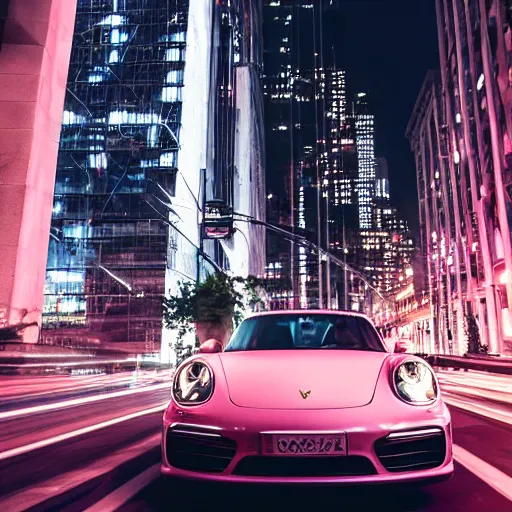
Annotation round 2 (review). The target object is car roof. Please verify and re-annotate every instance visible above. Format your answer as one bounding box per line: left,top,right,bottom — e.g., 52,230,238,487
247,309,371,320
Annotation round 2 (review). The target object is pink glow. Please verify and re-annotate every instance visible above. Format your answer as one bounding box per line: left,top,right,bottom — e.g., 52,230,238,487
219,350,387,409
162,346,453,485
0,0,77,340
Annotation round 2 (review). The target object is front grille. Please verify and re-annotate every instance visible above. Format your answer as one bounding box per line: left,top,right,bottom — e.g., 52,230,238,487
233,456,377,477
374,428,446,472
165,426,237,473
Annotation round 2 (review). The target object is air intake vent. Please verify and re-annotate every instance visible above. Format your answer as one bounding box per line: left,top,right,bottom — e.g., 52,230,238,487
233,455,377,477
375,428,446,472
165,426,236,473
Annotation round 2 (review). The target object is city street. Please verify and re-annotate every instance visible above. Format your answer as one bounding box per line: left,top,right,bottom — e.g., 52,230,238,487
0,370,511,511
1,0,512,510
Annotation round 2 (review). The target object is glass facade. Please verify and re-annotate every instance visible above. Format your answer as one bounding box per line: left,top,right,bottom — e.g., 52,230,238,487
352,93,376,230
44,0,190,352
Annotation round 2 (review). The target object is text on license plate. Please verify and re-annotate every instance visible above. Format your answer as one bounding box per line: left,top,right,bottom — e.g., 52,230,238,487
268,434,347,456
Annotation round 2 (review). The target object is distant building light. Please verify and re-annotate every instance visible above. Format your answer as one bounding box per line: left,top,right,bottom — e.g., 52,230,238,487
477,73,485,91
109,50,119,63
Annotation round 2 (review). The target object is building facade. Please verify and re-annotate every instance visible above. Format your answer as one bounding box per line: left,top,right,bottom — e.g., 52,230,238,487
0,0,76,343
352,92,376,230
261,1,414,317
262,0,322,309
43,0,266,357
407,0,512,356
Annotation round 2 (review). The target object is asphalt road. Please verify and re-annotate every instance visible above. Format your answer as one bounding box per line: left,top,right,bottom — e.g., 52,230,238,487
0,373,511,511
126,462,512,512
0,386,170,455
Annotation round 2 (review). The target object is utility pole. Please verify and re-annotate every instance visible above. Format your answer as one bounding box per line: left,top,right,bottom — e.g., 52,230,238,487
196,168,206,284
312,2,323,309
319,0,330,310
343,211,348,310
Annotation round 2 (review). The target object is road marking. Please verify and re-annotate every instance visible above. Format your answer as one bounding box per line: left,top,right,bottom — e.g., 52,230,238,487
0,433,161,512
84,463,161,512
0,381,170,420
453,444,512,502
443,393,512,426
0,405,167,461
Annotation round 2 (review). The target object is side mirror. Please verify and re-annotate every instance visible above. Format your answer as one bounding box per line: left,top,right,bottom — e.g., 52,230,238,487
394,342,408,353
199,338,224,353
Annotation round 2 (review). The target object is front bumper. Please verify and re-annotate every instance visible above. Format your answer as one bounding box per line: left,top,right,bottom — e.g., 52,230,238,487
161,401,454,485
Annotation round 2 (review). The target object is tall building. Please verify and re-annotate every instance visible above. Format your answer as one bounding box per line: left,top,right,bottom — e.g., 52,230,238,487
262,0,322,309
43,0,266,357
407,0,512,357
375,158,390,207
352,92,376,230
262,2,413,315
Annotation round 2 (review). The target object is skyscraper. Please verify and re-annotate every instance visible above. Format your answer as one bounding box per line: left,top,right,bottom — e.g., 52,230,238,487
44,0,266,357
262,1,412,316
45,0,191,353
352,92,376,230
263,0,321,309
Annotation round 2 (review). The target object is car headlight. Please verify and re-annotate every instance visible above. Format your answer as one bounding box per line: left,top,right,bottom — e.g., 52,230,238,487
172,360,214,406
394,360,438,405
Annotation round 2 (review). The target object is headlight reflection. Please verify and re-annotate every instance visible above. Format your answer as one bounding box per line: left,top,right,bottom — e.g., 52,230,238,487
173,361,214,406
394,360,438,405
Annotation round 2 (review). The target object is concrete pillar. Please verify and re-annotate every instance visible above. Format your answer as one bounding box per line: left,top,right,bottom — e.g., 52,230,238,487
0,0,76,341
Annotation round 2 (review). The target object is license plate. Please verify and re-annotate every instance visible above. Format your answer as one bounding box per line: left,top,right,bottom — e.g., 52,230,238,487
263,434,347,456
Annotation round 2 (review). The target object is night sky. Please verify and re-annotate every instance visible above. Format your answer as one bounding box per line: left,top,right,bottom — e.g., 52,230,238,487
326,0,440,236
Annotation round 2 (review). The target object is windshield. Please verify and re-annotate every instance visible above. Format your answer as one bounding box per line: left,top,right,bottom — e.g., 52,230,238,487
225,313,385,352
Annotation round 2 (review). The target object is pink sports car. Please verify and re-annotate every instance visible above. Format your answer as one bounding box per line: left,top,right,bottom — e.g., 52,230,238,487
161,310,454,485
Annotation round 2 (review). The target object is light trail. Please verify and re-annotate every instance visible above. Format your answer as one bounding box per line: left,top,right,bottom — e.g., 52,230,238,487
0,381,170,421
0,404,166,461
0,433,161,512
441,383,512,406
0,372,170,400
443,392,512,426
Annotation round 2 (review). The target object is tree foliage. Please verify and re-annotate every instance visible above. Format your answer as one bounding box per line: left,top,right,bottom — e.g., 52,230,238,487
163,273,265,362
464,312,488,355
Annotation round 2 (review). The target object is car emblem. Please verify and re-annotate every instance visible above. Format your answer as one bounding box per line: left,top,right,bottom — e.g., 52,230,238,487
299,389,311,399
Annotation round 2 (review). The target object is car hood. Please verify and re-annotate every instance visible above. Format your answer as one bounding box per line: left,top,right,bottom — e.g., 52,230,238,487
219,350,388,409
